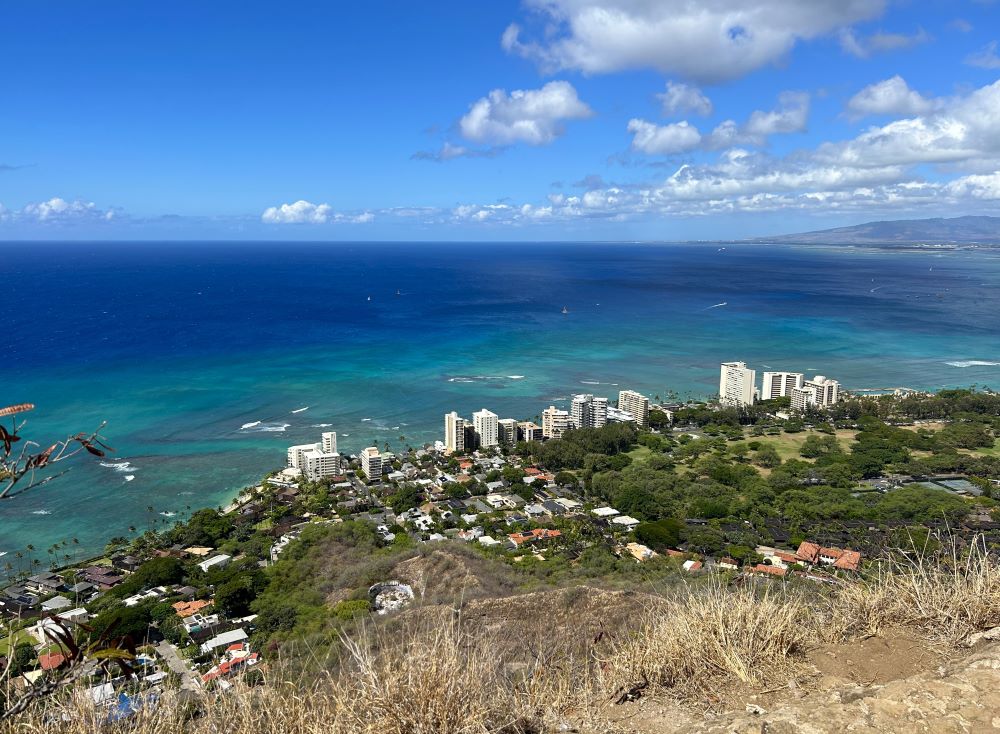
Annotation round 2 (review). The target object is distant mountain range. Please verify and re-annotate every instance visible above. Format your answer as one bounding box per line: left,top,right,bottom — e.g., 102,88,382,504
754,215,1000,246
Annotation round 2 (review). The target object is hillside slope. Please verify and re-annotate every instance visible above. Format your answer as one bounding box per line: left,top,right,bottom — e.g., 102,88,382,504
756,215,1000,245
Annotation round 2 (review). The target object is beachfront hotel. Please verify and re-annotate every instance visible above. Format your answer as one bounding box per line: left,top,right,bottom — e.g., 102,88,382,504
287,431,342,480
472,409,500,448
444,412,465,454
571,394,609,429
617,389,650,429
791,375,841,411
761,372,804,400
719,361,757,407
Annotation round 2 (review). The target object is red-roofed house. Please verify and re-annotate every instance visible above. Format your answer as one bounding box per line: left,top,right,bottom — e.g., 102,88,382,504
38,652,66,671
506,528,562,547
753,564,787,578
796,541,821,564
833,550,862,572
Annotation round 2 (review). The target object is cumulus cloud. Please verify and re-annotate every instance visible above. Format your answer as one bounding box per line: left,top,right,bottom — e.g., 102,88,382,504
629,91,809,155
261,200,374,225
458,81,592,145
744,91,810,137
846,76,936,119
839,28,931,58
627,119,702,154
657,82,713,117
16,197,119,223
966,41,1000,69
261,200,333,224
502,0,885,83
450,79,1000,224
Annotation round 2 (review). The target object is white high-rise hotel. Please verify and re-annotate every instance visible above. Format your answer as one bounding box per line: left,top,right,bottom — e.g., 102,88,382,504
287,431,342,480
791,376,841,411
761,372,804,400
617,390,650,429
472,409,499,448
719,361,757,407
571,394,608,429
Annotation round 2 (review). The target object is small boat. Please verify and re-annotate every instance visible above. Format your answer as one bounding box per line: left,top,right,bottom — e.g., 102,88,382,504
396,289,401,296
367,295,371,302
561,306,569,314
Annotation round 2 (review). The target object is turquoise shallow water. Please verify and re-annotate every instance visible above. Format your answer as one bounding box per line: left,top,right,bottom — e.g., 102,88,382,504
2,241,999,562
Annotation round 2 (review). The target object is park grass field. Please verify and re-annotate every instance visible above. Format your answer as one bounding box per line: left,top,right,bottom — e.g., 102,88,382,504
749,428,857,462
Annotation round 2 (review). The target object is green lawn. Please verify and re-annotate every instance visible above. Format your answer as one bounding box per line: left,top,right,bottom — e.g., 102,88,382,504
971,439,1000,457
626,445,654,463
748,429,856,462
0,629,33,656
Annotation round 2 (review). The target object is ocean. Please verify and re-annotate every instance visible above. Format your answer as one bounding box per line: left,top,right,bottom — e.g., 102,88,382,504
2,241,999,563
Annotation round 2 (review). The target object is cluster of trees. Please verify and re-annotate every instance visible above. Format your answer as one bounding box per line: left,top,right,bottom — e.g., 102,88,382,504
516,423,637,470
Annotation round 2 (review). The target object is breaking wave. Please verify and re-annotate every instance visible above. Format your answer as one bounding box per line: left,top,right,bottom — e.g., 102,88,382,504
946,360,1000,368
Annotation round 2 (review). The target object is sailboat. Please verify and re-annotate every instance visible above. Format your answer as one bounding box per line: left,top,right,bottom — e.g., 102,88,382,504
396,289,401,296
561,306,569,315
367,295,372,302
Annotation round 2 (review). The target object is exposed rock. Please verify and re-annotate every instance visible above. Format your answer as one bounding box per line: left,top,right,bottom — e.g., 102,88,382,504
683,643,1000,734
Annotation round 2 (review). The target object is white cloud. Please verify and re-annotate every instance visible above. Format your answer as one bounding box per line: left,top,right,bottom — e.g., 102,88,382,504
966,41,1000,69
839,28,931,58
744,91,810,137
629,92,808,154
846,76,936,118
503,0,886,83
657,82,712,117
450,79,1000,224
948,18,973,33
627,119,702,154
261,200,333,224
458,81,593,145
411,142,505,162
820,80,1000,168
17,197,118,223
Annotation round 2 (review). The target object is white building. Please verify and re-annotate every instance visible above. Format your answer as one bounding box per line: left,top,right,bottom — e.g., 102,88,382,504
472,409,499,448
198,554,232,574
360,447,383,481
287,442,320,471
617,390,650,428
571,394,608,429
541,406,572,439
790,375,841,411
760,372,804,400
321,431,338,454
497,418,518,446
301,449,341,480
444,412,465,454
719,361,757,407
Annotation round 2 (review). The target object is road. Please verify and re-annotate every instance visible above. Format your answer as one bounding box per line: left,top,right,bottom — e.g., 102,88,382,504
154,641,201,691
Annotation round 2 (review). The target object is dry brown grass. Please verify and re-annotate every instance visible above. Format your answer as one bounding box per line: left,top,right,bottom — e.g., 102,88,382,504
830,535,1000,645
0,616,590,734
598,584,812,701
3,537,998,732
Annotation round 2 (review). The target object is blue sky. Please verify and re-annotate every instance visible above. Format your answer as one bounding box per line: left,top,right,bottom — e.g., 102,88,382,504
2,0,1000,240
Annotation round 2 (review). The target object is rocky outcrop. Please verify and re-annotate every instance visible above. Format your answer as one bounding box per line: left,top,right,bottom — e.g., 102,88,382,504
687,640,1000,734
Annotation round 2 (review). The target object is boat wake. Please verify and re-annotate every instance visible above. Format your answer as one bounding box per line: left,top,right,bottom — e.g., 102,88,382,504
291,406,309,414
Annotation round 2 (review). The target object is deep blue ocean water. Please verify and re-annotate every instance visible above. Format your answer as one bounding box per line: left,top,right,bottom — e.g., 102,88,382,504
2,241,999,562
